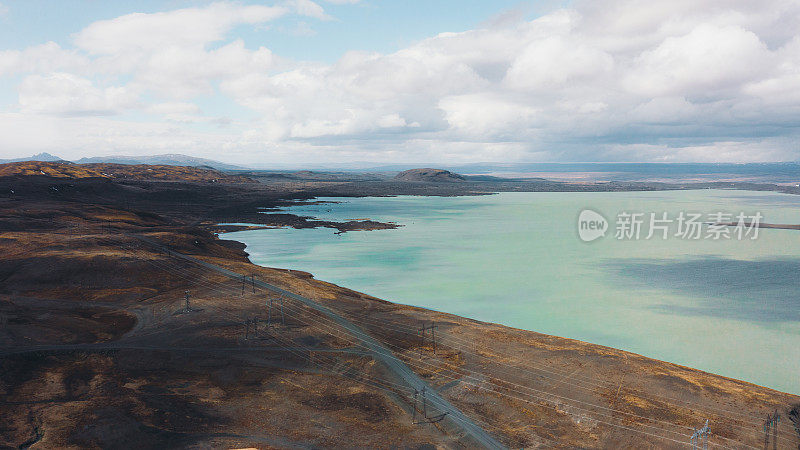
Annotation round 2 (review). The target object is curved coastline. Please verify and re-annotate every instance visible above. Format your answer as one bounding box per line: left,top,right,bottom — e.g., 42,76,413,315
219,190,800,396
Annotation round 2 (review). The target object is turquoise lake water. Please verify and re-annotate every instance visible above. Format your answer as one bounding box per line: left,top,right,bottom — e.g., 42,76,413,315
223,190,800,394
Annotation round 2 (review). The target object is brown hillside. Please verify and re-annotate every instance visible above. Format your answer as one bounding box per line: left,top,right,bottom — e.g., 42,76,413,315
0,161,254,183
82,163,255,183
0,161,107,178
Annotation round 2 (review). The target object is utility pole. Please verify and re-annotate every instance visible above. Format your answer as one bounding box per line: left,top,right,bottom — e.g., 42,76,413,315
412,385,448,425
412,389,418,422
765,415,770,450
764,411,781,450
702,419,710,450
772,411,780,450
244,318,251,340
184,290,190,312
267,298,273,328
419,322,438,354
422,386,427,419
432,321,436,354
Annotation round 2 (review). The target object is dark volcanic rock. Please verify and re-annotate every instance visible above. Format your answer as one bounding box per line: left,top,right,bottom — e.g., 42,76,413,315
394,168,465,182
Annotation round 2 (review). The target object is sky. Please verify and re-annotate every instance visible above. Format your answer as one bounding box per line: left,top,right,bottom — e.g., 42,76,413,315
0,0,799,166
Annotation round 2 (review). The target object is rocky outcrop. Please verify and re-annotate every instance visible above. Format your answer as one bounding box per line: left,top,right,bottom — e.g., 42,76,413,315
394,168,465,182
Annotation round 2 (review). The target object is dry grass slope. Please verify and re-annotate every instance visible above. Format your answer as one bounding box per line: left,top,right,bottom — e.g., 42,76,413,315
0,161,254,184
0,161,107,179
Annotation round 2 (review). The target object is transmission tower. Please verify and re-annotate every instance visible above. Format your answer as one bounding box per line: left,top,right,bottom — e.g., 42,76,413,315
765,414,771,450
764,410,780,450
690,419,710,450
267,298,273,328
419,322,438,354
411,386,448,424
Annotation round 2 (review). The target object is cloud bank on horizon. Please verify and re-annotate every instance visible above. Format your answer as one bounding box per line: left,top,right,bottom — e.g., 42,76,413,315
0,0,799,165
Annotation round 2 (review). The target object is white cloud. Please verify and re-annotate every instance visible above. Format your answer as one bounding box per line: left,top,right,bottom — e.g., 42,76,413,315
145,101,206,123
146,102,200,116
133,39,277,98
288,21,317,37
2,0,800,164
67,3,289,99
624,24,771,97
439,94,539,137
18,73,138,116
0,42,89,76
604,140,795,163
73,3,288,54
629,97,697,124
286,0,331,20
377,113,408,128
505,35,614,91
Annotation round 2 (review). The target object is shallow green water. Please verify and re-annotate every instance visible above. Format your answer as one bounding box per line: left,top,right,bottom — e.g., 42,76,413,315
224,190,800,394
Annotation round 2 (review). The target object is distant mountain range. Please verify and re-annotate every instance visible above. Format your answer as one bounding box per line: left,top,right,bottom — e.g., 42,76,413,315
0,152,65,163
4,154,800,184
0,153,245,171
74,154,246,170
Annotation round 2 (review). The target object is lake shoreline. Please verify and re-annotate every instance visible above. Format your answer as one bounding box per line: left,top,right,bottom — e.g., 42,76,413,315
220,190,800,396
212,222,800,447
3,170,799,447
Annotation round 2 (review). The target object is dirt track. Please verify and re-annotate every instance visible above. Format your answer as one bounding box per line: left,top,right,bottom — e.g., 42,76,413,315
132,233,503,448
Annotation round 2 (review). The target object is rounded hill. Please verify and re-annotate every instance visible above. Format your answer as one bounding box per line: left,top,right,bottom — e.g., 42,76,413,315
394,168,465,182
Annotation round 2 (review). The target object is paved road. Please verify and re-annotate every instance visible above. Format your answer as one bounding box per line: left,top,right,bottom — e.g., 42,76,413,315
132,234,506,449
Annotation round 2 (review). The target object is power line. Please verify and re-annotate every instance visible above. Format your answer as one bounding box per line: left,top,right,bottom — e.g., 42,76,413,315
100,234,784,448
351,307,786,433
344,305,794,443
119,239,744,446
114,236,742,447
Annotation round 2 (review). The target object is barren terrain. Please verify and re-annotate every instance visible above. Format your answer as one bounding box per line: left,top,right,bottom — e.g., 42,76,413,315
1,162,799,448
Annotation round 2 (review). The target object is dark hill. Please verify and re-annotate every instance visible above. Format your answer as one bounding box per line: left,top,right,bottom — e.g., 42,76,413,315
394,168,465,182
